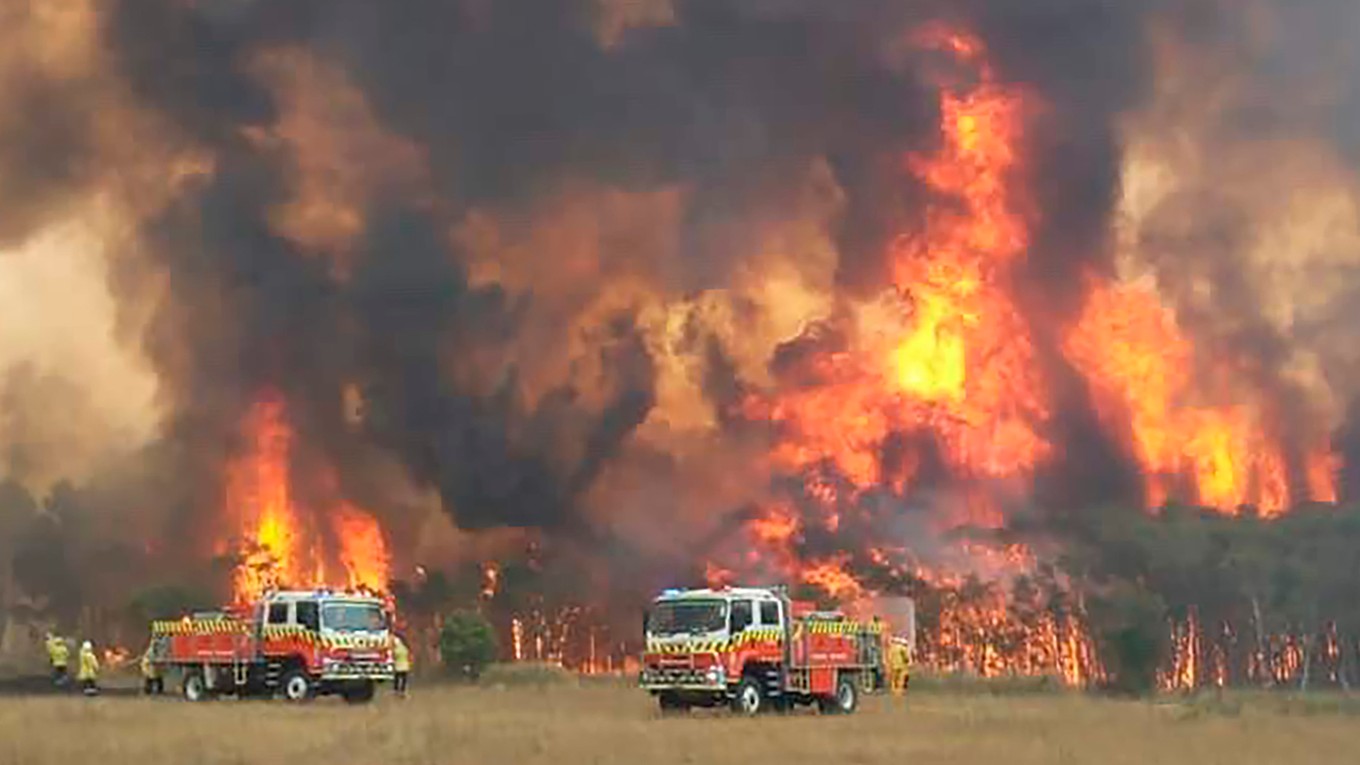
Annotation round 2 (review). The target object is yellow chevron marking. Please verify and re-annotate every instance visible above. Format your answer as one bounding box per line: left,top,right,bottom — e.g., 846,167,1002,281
152,620,394,647
646,630,787,655
806,620,877,635
151,619,250,636
644,620,881,656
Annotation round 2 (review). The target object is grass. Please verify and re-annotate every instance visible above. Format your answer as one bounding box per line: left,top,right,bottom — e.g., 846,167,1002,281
906,670,1072,696
1,674,1358,764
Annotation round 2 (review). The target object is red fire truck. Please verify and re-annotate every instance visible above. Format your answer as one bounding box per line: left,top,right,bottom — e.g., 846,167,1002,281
639,586,886,715
149,589,394,703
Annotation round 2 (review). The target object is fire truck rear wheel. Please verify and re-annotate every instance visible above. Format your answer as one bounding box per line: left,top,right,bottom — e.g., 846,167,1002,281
732,677,765,716
818,674,859,715
280,670,315,702
182,670,208,703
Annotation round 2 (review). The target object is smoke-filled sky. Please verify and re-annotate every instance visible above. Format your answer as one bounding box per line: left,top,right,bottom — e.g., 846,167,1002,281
4,0,1360,594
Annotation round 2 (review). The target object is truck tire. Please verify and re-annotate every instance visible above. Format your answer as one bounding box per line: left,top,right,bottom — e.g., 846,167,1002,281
818,674,859,715
658,692,690,715
280,669,315,702
732,677,765,716
342,681,376,704
182,670,209,702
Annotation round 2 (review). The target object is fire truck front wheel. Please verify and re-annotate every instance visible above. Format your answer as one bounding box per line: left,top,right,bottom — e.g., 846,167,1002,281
182,670,209,703
731,677,765,716
280,670,315,702
341,681,376,704
657,692,690,715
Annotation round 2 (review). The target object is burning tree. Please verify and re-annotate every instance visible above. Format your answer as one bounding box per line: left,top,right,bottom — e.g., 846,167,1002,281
223,392,392,602
1055,502,1360,692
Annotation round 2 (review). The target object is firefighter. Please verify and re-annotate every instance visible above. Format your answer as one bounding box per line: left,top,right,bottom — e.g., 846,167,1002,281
392,633,411,697
887,636,912,697
77,641,100,696
140,643,164,695
45,633,70,686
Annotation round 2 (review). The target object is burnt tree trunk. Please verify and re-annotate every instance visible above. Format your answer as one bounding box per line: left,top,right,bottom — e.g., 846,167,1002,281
1250,595,1269,687
1339,637,1352,693
1300,631,1313,692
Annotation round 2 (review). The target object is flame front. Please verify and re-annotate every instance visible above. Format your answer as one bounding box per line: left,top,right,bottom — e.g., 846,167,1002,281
1063,279,1333,514
744,28,1048,521
887,29,1049,482
332,502,391,593
228,395,308,600
738,28,1051,584
227,392,390,602
722,25,1343,686
745,26,1339,529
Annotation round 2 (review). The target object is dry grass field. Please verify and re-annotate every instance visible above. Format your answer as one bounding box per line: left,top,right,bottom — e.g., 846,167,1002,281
1,675,1358,765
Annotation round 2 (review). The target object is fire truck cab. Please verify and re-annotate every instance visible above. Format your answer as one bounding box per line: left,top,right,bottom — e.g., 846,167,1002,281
639,586,885,715
150,589,394,703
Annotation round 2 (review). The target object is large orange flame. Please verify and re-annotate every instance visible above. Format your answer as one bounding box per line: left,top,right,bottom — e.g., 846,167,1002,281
743,28,1048,513
332,501,391,593
734,28,1055,622
227,393,390,601
747,24,1339,534
887,32,1049,481
721,24,1342,688
227,395,309,600
1063,280,1333,515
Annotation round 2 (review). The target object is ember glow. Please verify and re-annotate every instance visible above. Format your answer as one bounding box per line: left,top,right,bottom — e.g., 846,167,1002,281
915,577,1101,687
1158,611,1343,691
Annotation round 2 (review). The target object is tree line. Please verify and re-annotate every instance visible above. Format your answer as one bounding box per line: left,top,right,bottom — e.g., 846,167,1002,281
1051,501,1360,694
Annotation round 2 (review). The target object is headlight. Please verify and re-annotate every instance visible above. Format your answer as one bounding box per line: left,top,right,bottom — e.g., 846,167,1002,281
705,666,725,684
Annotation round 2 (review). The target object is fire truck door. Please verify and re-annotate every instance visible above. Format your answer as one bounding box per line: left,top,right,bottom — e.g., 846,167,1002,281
264,601,289,657
729,599,753,636
267,602,289,626
730,599,753,656
757,599,787,688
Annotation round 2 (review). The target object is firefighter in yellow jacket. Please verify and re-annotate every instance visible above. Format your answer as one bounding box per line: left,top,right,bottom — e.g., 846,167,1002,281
392,634,412,697
886,636,912,697
77,641,100,696
140,643,164,695
45,633,70,686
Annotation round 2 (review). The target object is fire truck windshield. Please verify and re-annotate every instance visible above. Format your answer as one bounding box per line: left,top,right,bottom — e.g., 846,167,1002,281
322,602,387,633
648,599,727,636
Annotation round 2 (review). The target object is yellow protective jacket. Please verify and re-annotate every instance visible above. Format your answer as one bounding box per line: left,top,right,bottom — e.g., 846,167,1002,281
46,637,69,668
887,642,911,674
393,637,412,673
77,646,100,682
